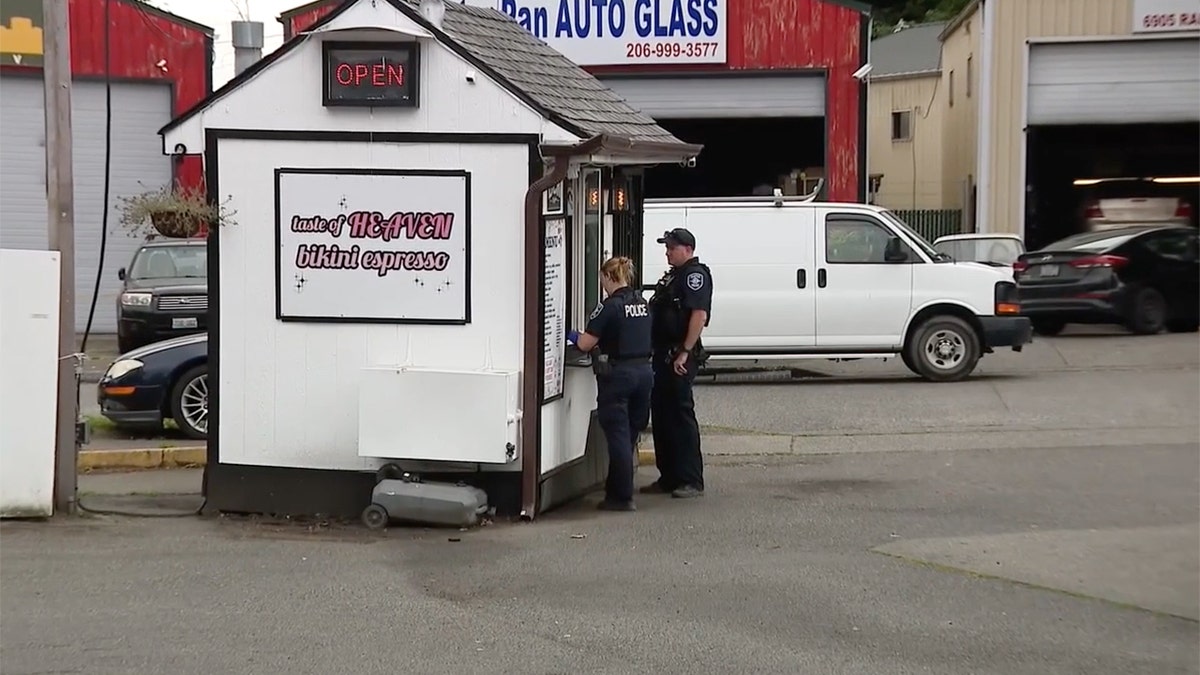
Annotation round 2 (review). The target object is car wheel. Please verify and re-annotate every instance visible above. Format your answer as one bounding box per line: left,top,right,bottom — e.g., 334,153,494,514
905,316,981,383
1126,286,1167,335
1166,318,1200,333
171,365,208,440
1031,319,1066,336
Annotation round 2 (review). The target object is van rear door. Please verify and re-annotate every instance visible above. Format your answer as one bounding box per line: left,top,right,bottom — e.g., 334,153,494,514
653,204,817,350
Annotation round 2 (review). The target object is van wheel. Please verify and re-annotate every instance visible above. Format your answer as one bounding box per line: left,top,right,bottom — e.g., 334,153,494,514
905,316,981,382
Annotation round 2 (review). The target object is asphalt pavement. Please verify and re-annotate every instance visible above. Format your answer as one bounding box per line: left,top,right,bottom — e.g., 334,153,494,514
4,328,1197,673
3,445,1197,674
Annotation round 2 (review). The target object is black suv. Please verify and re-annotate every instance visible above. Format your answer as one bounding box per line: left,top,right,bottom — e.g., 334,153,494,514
115,239,208,353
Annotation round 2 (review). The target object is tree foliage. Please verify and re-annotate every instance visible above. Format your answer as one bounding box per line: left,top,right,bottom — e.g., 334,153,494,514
867,0,974,37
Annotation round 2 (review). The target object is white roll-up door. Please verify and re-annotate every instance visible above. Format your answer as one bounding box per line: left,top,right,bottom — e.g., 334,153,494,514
1027,37,1200,125
597,74,826,119
0,77,172,333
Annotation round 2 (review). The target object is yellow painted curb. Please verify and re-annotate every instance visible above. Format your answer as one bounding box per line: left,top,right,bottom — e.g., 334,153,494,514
78,446,207,471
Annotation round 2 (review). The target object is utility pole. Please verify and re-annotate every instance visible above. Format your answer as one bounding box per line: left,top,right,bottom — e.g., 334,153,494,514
44,0,78,515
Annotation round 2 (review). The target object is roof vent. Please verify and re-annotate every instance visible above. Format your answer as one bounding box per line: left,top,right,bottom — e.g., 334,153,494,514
419,0,445,29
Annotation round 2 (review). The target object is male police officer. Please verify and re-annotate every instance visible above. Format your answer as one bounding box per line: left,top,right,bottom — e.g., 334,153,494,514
644,228,713,499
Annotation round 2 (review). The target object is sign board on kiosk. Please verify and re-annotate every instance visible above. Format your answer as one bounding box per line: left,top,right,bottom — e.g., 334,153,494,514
275,168,469,323
322,41,420,107
466,0,727,65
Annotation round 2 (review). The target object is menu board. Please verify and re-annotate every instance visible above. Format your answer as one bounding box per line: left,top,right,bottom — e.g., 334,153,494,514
542,218,568,401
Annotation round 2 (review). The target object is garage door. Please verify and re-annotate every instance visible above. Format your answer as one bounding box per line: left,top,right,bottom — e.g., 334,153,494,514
597,75,826,119
0,77,172,333
1027,37,1200,125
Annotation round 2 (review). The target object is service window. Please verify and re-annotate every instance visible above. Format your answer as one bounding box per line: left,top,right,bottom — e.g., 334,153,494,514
825,216,919,264
569,169,605,328
582,169,603,314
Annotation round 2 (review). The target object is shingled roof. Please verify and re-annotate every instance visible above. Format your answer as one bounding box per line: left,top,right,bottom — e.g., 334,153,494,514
160,0,694,155
428,1,680,145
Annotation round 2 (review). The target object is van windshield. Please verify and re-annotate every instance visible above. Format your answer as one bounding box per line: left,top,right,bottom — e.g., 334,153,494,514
878,211,949,261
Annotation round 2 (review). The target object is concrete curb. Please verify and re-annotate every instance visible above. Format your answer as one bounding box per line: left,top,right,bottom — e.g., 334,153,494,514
79,446,207,471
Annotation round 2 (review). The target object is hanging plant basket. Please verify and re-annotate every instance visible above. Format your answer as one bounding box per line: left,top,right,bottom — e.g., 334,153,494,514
149,210,202,238
118,182,237,240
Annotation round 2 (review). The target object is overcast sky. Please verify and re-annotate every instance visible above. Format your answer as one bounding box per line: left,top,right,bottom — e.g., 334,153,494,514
144,0,294,86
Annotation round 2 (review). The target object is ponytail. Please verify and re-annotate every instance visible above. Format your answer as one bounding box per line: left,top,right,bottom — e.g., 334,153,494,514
601,256,635,286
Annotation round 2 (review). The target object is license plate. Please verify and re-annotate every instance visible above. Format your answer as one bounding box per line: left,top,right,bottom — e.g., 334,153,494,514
172,317,198,329
1039,264,1059,277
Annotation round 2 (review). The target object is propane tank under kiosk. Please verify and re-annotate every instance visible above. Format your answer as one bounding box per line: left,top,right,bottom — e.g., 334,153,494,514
155,0,700,526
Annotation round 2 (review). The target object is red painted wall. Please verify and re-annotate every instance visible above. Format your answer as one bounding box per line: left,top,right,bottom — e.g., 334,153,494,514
281,2,337,41
280,0,866,201
1,0,213,226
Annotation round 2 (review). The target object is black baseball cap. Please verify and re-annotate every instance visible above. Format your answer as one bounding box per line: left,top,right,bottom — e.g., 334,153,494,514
657,228,696,248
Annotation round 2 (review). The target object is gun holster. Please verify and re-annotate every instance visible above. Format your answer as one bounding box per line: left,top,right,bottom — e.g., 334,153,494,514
591,352,613,378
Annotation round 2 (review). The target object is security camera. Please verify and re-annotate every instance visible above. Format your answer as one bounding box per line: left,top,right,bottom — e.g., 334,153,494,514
679,156,697,168
465,69,476,84
852,63,873,81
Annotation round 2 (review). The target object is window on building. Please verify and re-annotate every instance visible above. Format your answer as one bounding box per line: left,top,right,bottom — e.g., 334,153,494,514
967,55,973,97
891,111,912,142
949,70,955,107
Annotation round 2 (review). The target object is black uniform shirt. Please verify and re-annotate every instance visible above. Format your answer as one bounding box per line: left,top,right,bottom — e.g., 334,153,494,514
649,257,713,349
675,258,713,317
584,287,653,358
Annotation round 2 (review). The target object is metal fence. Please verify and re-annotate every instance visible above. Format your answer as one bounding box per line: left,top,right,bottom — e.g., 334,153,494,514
890,209,964,242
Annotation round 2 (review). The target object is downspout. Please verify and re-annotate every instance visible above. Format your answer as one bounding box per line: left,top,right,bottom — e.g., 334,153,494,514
520,135,605,519
976,0,995,233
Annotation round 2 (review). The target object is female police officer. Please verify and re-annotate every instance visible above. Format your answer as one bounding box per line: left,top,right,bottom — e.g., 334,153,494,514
567,256,654,512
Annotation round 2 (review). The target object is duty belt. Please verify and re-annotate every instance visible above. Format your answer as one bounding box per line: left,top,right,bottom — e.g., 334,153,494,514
609,354,651,364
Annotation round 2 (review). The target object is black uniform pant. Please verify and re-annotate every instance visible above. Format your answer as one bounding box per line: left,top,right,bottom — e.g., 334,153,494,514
596,362,653,503
650,351,704,491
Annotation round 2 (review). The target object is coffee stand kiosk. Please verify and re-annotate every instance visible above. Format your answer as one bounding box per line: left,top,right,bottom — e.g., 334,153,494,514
157,0,699,521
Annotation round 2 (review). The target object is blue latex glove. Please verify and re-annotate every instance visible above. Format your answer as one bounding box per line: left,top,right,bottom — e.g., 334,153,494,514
567,329,580,345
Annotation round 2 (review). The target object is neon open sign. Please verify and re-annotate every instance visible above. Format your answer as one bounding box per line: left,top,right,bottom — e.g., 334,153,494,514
322,42,419,107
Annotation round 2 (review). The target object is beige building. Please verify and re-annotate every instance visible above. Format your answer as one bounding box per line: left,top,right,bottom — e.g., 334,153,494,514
869,0,1199,248
866,21,950,211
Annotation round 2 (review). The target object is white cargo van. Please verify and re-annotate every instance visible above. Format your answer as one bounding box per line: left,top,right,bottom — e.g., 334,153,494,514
640,195,1032,382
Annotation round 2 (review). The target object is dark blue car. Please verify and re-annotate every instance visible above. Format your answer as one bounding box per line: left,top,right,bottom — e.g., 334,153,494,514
97,333,208,439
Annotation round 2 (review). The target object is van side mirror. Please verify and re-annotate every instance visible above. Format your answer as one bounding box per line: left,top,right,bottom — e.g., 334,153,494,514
117,267,126,280
884,237,909,263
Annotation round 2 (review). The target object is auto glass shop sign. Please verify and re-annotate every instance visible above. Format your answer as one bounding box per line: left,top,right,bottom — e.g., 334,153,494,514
473,0,727,65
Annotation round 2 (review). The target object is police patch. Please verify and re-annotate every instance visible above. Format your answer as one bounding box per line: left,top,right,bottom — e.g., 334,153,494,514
686,272,705,291
589,303,604,320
